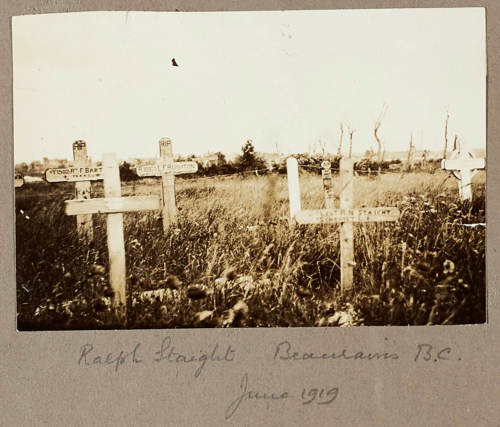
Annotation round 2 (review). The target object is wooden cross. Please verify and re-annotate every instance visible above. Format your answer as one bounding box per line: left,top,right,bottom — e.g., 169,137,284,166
441,149,485,201
65,153,160,321
45,141,104,241
135,138,198,233
321,160,335,209
287,157,400,293
14,174,24,188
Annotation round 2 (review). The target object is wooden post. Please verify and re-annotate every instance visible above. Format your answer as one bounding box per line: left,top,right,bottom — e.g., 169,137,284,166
286,157,301,223
73,140,93,241
287,157,400,295
135,138,198,234
102,153,127,320
340,158,354,293
321,160,335,209
159,138,177,231
441,149,485,202
65,154,160,324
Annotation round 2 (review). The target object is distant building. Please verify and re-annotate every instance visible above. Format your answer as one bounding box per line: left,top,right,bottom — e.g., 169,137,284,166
194,153,219,168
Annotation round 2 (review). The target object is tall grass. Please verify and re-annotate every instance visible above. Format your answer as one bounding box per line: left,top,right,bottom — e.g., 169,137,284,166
16,169,485,329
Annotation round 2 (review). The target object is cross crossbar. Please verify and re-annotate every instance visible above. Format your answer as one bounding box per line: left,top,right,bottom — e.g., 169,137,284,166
65,195,160,216
441,158,485,171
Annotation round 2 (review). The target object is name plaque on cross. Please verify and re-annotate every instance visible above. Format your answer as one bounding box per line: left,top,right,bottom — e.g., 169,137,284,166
45,166,103,182
136,161,198,177
295,207,400,224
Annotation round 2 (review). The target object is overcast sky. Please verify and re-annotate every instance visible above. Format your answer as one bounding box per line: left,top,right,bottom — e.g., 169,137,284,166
13,8,485,163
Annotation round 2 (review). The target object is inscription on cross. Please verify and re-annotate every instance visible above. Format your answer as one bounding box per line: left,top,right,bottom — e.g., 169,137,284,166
45,141,103,241
65,153,160,322
441,148,485,201
287,157,400,293
136,138,198,233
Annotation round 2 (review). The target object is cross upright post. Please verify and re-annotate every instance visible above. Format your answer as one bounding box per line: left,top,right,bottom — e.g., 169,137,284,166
159,138,177,231
339,157,354,292
135,138,198,233
73,140,93,241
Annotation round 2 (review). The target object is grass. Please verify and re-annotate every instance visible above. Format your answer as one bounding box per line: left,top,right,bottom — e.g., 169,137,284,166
15,168,486,329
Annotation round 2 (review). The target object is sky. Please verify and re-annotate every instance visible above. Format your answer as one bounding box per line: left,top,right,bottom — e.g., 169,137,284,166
13,8,486,164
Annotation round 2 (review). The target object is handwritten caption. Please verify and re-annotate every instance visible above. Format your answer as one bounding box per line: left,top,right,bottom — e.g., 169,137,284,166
77,338,461,420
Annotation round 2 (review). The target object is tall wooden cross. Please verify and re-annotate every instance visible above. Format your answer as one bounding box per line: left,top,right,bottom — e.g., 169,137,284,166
65,153,160,321
287,156,400,293
441,149,485,201
45,141,104,241
135,138,198,233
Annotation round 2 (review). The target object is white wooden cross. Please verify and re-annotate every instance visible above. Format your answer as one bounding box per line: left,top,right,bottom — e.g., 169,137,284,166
65,153,160,321
287,157,400,293
135,138,198,233
14,174,24,188
45,140,104,241
441,149,485,201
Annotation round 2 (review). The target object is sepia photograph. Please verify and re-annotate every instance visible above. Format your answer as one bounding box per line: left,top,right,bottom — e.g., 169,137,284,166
13,8,486,330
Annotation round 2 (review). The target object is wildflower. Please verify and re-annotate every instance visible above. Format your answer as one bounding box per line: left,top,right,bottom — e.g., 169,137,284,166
194,310,213,323
215,277,228,287
236,276,253,287
443,260,455,275
220,309,235,327
165,275,181,290
233,300,249,317
90,264,106,275
186,285,207,300
129,239,142,249
224,267,238,281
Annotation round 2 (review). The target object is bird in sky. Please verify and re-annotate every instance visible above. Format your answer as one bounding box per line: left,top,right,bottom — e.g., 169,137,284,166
172,58,179,66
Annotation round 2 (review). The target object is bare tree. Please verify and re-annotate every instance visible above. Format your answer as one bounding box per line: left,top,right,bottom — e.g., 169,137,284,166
337,123,344,157
346,124,355,158
443,110,450,159
407,132,415,170
374,103,388,163
318,137,327,157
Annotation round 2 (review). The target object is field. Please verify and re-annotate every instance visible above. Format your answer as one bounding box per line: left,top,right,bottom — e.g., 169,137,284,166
15,168,486,330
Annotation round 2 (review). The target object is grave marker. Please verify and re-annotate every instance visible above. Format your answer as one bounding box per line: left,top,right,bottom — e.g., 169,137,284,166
287,157,400,293
135,138,198,232
65,153,160,321
45,141,104,241
14,174,24,188
321,160,335,209
441,149,485,201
